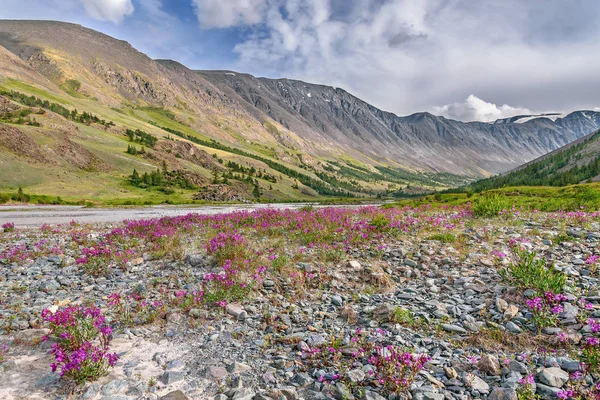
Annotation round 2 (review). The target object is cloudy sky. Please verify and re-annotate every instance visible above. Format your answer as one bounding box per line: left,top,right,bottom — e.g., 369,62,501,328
1,0,600,122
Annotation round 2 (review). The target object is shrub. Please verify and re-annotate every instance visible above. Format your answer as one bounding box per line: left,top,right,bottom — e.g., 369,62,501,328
425,233,456,243
370,214,390,230
205,232,249,265
2,222,15,232
41,306,118,383
303,328,430,397
582,319,600,373
501,249,566,294
473,195,513,217
525,292,570,332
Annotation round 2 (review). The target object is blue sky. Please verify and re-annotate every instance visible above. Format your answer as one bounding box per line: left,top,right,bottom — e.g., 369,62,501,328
1,0,600,121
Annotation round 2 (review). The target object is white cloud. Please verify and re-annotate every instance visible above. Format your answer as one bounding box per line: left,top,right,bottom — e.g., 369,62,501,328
191,0,266,29
433,95,531,122
208,0,600,121
81,0,134,24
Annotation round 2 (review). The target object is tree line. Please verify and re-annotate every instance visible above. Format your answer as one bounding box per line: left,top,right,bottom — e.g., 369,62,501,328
151,123,349,197
0,89,115,128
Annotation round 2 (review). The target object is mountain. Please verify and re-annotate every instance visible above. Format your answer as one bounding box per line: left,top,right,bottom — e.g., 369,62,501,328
470,129,600,192
196,70,600,176
0,20,599,203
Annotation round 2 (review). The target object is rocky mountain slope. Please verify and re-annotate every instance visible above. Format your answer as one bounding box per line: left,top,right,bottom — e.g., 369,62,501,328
0,20,599,202
471,128,600,191
198,70,600,176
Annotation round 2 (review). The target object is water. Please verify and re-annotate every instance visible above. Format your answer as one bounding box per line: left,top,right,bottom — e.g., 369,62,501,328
0,203,377,227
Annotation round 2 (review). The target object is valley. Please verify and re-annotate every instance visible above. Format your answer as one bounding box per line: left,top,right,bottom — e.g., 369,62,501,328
0,20,599,205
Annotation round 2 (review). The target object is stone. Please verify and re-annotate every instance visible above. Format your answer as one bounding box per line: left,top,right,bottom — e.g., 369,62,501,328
333,382,355,400
496,298,508,313
39,280,60,292
504,305,519,320
505,321,523,334
161,371,185,385
362,392,386,400
101,380,128,396
508,360,528,374
161,390,190,400
206,366,228,380
306,334,326,347
83,383,100,399
292,372,314,386
185,254,204,267
331,295,343,307
228,361,252,374
478,354,501,376
536,383,561,398
231,388,256,400
444,366,458,379
166,359,185,370
372,304,394,322
489,388,517,400
15,328,50,343
464,373,490,393
346,368,365,383
441,324,467,334
404,259,418,267
226,303,247,321
538,367,569,388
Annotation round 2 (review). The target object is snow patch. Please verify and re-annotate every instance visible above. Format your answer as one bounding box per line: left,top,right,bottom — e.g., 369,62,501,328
514,114,565,124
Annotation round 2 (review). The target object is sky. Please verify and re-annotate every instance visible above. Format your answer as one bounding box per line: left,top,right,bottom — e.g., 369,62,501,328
1,0,600,122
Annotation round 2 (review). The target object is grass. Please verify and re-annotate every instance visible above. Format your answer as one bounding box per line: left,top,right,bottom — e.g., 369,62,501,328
387,183,600,213
500,249,567,294
425,233,457,243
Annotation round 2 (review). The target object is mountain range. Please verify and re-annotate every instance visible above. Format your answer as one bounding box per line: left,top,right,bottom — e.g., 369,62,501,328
0,20,599,203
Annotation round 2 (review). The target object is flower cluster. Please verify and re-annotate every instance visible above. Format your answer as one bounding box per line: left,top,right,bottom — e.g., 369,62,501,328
302,328,430,397
41,306,118,383
582,318,600,373
525,292,570,332
1,222,15,232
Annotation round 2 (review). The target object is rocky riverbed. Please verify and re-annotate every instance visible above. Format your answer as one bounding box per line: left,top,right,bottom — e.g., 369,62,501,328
0,206,599,400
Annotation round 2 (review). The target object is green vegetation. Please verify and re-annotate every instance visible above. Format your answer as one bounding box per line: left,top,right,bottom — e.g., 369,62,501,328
125,144,145,155
125,128,157,148
0,89,114,128
500,249,567,294
0,108,41,126
471,131,600,191
153,124,350,197
388,184,600,213
59,79,85,98
425,233,457,243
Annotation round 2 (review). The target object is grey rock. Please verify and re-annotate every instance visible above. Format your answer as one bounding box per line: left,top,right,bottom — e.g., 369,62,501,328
331,295,343,307
160,390,190,400
333,382,355,400
83,383,101,399
538,367,569,388
489,388,517,400
101,380,128,396
362,391,386,400
464,373,490,393
535,383,561,398
505,321,522,334
231,388,256,400
161,371,185,385
441,324,467,334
